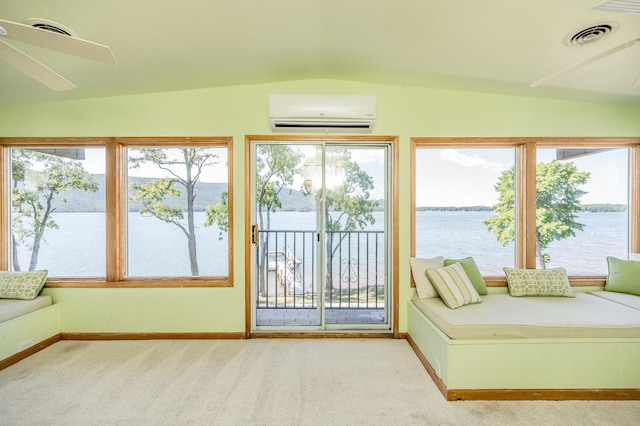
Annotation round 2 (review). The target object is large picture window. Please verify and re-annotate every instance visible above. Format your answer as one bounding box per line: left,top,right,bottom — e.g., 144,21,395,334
536,148,629,275
2,137,233,287
414,147,516,275
126,146,229,278
10,147,106,277
412,138,640,286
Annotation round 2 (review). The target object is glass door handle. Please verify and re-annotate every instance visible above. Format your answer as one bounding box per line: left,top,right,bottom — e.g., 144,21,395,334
251,224,259,246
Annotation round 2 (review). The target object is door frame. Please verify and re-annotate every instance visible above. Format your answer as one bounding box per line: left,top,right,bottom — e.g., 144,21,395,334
244,135,399,337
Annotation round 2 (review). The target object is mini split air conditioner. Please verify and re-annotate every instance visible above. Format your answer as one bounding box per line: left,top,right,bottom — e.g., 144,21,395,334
268,94,376,133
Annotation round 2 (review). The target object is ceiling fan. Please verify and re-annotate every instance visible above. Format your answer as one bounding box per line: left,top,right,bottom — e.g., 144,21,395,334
0,18,116,91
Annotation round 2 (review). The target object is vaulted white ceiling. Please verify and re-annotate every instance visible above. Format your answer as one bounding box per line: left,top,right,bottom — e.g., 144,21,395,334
1,0,640,106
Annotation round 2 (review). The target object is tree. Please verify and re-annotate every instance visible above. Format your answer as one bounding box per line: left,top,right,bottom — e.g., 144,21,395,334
204,191,228,240
484,160,590,268
320,150,377,290
207,145,303,295
207,146,377,294
12,150,99,271
128,148,220,276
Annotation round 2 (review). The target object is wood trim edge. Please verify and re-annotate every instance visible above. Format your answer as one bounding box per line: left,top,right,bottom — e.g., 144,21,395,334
447,388,640,401
0,334,61,371
406,334,449,399
60,332,246,340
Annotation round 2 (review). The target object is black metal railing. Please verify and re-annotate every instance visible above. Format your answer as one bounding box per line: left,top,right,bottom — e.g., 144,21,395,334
256,229,385,309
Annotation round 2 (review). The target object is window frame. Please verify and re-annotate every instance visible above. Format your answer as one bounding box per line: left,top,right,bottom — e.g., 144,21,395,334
411,137,640,287
0,137,234,288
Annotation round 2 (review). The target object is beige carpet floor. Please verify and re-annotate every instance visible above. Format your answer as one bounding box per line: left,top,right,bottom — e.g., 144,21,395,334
1,339,639,425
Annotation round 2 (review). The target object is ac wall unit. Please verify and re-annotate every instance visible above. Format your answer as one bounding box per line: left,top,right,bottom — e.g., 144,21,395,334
268,94,376,133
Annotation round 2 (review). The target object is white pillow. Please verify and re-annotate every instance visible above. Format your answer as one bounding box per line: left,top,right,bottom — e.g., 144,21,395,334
409,256,444,299
425,263,481,309
629,253,640,261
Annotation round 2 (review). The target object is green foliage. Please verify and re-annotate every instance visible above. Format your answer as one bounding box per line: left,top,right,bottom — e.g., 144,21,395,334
129,177,184,223
484,160,590,268
256,145,304,217
484,167,516,246
204,191,228,240
323,150,377,232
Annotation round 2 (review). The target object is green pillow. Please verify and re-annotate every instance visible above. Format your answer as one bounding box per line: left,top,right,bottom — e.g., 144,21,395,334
503,267,574,297
605,256,640,296
444,257,487,295
0,270,48,300
426,263,481,309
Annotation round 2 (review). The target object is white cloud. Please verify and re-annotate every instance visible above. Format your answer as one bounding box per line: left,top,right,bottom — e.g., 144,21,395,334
349,148,384,164
439,149,503,173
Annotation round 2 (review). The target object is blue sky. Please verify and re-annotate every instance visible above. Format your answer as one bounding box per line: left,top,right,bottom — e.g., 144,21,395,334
78,145,628,207
415,148,628,207
81,147,229,183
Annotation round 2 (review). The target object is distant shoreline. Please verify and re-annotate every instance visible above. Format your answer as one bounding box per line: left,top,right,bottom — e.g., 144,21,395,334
416,203,627,213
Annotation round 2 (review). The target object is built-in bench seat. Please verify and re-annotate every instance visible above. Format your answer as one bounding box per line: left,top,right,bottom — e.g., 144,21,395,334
411,292,640,340
407,289,640,401
0,295,60,370
0,295,53,323
407,255,640,400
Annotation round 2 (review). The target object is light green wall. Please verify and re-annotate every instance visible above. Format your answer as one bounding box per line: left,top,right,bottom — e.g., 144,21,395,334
2,79,639,334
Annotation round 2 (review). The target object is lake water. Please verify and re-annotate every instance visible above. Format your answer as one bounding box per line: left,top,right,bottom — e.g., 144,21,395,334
13,212,229,277
13,210,628,277
415,210,629,275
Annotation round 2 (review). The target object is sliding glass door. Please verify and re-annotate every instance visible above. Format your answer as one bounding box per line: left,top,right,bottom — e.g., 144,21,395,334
250,140,391,332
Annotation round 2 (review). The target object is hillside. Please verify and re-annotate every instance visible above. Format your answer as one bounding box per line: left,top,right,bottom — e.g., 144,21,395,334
51,175,229,212
50,176,315,212
34,172,390,213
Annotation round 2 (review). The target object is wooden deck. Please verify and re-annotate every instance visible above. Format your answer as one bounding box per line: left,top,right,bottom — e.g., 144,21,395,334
256,307,385,326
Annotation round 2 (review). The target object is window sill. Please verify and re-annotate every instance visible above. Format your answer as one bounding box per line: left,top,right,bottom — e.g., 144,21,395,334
44,278,233,288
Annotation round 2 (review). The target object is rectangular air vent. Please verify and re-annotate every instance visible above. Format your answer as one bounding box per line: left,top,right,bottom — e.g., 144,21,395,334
593,0,640,14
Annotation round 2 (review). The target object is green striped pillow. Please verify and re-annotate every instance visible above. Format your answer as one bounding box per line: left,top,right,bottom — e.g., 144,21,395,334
426,263,481,309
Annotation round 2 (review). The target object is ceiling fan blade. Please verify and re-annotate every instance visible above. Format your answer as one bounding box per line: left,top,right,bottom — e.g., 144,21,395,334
0,18,116,65
531,36,640,88
0,39,76,91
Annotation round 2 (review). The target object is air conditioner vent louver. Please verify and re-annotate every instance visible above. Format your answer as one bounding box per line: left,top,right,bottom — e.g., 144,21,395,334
593,0,640,14
273,123,373,130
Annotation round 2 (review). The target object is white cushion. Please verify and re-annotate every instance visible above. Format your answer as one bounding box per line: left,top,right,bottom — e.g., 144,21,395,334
589,290,640,311
0,295,52,323
410,256,444,299
412,293,640,339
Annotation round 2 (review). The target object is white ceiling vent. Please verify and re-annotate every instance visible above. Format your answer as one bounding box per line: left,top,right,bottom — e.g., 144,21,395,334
593,0,640,14
564,21,618,46
269,94,376,133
